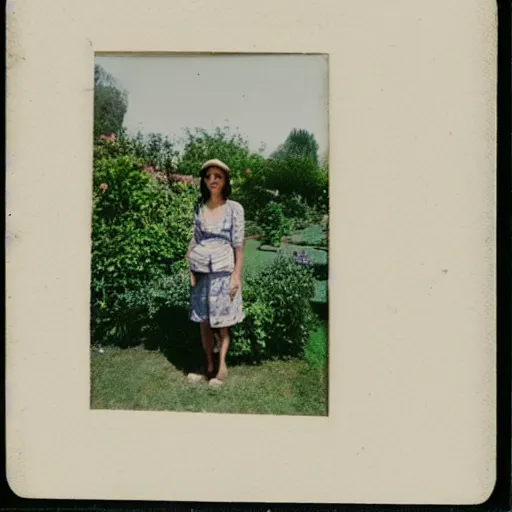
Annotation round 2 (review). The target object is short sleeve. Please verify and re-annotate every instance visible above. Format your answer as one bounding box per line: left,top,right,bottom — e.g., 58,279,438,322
231,202,245,248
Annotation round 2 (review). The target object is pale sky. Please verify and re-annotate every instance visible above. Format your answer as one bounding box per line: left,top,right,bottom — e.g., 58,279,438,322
95,54,329,157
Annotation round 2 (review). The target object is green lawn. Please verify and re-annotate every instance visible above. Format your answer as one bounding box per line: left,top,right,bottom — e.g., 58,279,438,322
91,323,328,416
243,239,279,275
244,226,328,304
289,224,327,247
90,223,329,416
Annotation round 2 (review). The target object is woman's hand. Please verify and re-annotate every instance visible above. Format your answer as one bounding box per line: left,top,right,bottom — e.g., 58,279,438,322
229,275,241,301
190,272,197,288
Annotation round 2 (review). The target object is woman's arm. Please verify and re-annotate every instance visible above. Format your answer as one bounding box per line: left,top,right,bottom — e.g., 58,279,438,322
229,203,245,299
233,245,244,280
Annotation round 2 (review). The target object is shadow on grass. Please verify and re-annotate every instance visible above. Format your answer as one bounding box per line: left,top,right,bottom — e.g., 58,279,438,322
110,306,205,375
312,262,328,281
258,244,280,252
311,301,328,321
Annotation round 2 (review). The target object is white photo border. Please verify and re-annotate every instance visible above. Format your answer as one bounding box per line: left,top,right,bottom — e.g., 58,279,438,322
6,0,497,504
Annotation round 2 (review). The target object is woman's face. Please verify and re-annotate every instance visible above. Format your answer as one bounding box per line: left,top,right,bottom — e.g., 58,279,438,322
204,166,226,195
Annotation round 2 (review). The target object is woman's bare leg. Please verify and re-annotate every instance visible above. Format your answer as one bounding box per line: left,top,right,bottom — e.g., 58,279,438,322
217,327,230,379
200,322,215,374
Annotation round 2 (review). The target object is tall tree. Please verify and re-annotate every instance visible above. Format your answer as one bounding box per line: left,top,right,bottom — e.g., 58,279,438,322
271,128,320,164
93,64,128,138
178,127,264,180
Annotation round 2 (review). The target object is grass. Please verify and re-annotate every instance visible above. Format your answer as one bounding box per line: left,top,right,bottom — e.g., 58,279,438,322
244,227,328,304
243,239,279,275
91,324,328,416
90,222,329,416
305,322,328,370
289,224,327,248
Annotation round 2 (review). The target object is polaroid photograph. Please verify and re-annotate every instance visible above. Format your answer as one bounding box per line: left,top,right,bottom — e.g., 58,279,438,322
6,0,497,505
90,54,329,415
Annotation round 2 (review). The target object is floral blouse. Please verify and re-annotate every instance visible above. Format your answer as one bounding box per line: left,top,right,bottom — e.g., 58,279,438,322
188,200,245,274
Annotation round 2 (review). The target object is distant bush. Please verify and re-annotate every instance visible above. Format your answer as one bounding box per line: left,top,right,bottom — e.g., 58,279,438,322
265,155,327,208
235,155,328,229
259,201,292,247
279,193,318,230
244,220,263,238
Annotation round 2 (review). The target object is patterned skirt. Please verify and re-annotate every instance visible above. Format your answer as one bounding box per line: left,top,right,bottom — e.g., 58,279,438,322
190,271,245,328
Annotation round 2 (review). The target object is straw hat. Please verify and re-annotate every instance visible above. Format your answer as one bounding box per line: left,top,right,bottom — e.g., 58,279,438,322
200,158,230,175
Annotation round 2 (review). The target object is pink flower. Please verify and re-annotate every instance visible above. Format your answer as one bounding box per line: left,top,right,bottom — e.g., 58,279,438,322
144,166,155,174
99,183,108,192
99,133,116,142
169,174,198,185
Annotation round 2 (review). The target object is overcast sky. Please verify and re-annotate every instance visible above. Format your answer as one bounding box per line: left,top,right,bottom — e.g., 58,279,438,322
95,54,329,157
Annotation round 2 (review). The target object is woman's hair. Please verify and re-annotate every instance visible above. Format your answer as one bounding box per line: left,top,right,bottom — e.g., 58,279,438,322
199,166,232,202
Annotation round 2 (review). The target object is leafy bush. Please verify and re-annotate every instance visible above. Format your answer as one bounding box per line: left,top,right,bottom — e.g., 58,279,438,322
91,151,198,343
113,270,200,354
110,255,316,362
234,154,328,226
279,193,317,230
265,155,327,207
231,255,316,361
244,220,263,238
259,201,292,247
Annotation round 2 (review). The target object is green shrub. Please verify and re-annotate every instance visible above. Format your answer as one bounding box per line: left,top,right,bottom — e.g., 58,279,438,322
230,164,272,222
114,270,200,354
244,220,263,238
259,202,292,247
111,255,316,362
231,255,316,361
279,193,316,230
265,155,327,207
91,152,198,344
234,154,329,225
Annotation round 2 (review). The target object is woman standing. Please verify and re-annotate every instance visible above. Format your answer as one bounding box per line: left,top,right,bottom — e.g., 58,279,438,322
185,159,245,386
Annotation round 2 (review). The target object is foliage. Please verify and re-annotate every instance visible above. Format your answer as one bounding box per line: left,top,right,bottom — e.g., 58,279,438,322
121,131,179,174
271,128,320,165
111,255,316,362
91,151,197,343
230,163,273,223
231,255,316,360
113,270,198,351
264,155,327,207
279,193,318,230
94,64,128,138
259,201,292,247
178,127,266,183
244,220,263,238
